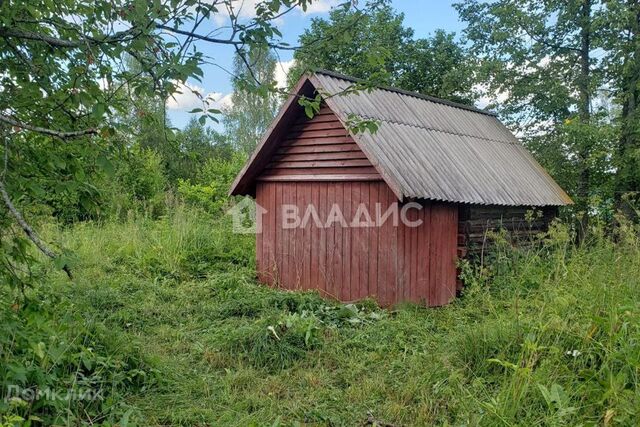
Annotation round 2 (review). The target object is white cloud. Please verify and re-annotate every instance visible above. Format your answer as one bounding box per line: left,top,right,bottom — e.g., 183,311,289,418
275,59,295,89
212,0,262,26
298,0,342,14
215,92,234,110
211,0,338,27
166,81,232,112
474,83,509,109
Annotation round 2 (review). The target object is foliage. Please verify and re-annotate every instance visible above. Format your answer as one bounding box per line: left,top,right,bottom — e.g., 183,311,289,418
525,116,618,219
0,282,157,425
601,1,640,199
176,153,246,214
223,46,280,154
454,0,603,127
0,132,111,224
106,146,168,218
3,1,640,424
289,1,477,104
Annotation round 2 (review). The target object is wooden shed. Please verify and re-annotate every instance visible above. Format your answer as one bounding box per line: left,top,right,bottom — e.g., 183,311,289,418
230,70,572,307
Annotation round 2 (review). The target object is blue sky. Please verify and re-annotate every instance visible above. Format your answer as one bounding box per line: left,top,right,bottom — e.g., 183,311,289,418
166,1,465,129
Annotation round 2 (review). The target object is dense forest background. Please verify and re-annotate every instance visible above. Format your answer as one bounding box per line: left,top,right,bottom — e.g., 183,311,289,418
1,0,640,425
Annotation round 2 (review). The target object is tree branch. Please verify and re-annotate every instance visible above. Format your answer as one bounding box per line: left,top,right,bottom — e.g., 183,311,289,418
0,26,139,48
0,114,97,138
0,179,72,279
155,23,298,50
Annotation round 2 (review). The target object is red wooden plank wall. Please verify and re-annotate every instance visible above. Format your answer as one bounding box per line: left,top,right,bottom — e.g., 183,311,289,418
257,105,382,182
255,181,458,307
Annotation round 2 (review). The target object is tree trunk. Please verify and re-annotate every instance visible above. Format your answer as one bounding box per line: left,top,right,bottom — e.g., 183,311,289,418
577,0,592,241
616,0,640,219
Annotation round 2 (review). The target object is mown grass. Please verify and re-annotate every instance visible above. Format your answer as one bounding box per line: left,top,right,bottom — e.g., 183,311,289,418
4,206,640,425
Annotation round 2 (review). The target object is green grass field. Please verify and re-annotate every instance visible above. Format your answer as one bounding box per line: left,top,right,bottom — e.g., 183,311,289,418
2,206,639,426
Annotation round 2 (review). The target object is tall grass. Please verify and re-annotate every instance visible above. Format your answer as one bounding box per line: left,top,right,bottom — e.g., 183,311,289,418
2,206,639,425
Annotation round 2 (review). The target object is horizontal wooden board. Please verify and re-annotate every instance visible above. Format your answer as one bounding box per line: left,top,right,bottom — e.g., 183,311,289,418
272,151,367,162
291,121,346,132
280,137,355,147
277,144,361,155
294,114,343,124
261,166,380,176
287,128,350,139
258,174,383,182
267,159,374,169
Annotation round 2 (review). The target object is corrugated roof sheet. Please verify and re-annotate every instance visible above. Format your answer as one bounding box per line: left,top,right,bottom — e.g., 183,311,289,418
309,70,572,206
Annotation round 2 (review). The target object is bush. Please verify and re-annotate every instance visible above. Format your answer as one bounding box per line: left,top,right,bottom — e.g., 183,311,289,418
176,154,245,214
0,288,156,425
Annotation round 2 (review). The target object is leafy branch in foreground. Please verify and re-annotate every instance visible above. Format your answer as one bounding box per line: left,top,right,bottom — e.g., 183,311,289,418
0,0,367,281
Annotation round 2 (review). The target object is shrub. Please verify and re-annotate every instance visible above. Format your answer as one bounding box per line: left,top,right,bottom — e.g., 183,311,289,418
177,154,245,214
0,288,157,425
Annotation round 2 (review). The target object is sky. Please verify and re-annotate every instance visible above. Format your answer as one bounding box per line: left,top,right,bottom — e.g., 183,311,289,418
166,1,465,129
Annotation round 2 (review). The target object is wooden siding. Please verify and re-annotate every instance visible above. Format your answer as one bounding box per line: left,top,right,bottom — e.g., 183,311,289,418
458,205,557,257
258,105,382,182
255,181,458,307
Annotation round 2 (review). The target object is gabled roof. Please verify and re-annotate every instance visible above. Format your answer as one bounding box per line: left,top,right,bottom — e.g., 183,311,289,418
230,70,573,206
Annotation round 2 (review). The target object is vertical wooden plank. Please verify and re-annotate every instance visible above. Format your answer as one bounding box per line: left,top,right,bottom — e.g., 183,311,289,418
319,183,328,295
301,183,311,289
418,203,431,304
409,208,416,302
397,202,405,302
358,182,369,301
451,206,459,301
259,183,269,284
333,183,343,300
377,185,389,305
260,183,268,284
348,182,364,301
274,184,283,287
350,183,361,301
428,203,440,306
342,182,352,301
403,204,416,302
326,183,336,298
255,183,263,282
295,182,303,289
389,188,398,305
269,182,277,285
289,182,301,289
279,182,287,289
438,204,458,306
283,183,292,290
368,182,379,301
310,183,320,293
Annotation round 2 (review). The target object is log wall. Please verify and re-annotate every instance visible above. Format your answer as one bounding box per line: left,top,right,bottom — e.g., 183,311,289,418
457,205,558,257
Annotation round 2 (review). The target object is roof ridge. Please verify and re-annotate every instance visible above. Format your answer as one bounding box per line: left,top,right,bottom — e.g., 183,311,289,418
312,68,498,117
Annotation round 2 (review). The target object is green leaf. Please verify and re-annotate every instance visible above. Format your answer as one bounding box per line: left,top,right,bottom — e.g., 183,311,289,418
96,155,115,177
